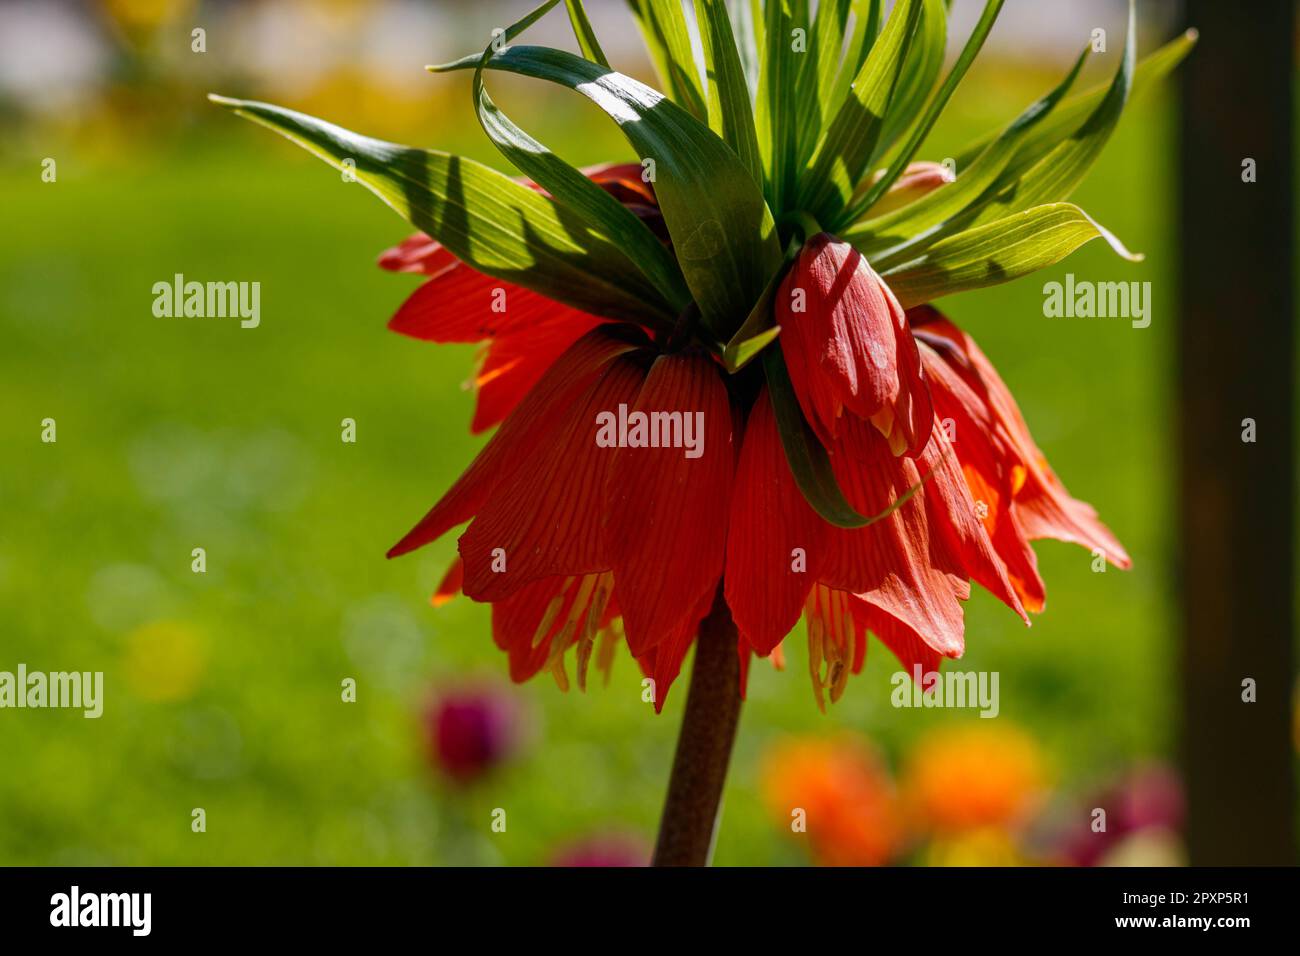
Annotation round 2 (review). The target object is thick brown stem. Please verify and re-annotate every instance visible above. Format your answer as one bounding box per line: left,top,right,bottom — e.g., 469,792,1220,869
651,589,743,866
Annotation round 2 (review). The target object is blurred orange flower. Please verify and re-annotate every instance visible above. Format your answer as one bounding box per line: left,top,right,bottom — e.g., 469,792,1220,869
761,736,904,866
902,724,1046,836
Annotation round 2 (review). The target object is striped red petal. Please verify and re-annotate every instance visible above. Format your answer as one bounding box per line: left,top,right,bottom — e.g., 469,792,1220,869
377,161,661,434
915,407,1028,624
848,594,946,678
387,265,601,344
377,233,454,275
388,265,604,431
386,328,640,558
912,310,1131,569
491,573,614,685
917,335,1047,612
431,556,464,608
460,356,646,601
633,589,715,713
470,313,603,433
604,353,735,656
725,386,826,655
820,416,970,658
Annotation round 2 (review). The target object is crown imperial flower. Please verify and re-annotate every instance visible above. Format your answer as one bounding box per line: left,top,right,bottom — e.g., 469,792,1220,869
215,0,1193,864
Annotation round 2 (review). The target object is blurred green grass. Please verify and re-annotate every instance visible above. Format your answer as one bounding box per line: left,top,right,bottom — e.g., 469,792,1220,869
0,55,1177,865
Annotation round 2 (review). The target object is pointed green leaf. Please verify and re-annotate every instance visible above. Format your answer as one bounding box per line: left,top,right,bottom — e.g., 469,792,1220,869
956,28,1198,173
756,0,814,210
697,0,763,186
721,241,796,371
723,323,782,372
824,0,883,121
793,0,850,173
854,3,1152,270
796,0,923,224
438,46,782,338
954,26,1197,179
839,0,1003,229
729,0,761,103
845,44,1089,262
811,0,852,116
564,0,609,66
762,347,873,527
208,95,675,327
626,0,708,121
875,0,948,158
467,2,691,312
743,0,766,94
952,0,1137,230
880,202,1141,309
720,227,809,372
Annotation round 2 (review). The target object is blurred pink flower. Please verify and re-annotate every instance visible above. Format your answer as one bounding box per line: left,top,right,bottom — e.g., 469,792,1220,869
1057,763,1185,866
422,684,522,784
549,833,649,868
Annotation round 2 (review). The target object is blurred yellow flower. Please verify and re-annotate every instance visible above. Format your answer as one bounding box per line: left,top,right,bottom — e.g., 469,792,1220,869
902,724,1046,837
123,619,206,702
920,827,1031,867
100,0,195,32
1096,827,1186,867
760,735,903,866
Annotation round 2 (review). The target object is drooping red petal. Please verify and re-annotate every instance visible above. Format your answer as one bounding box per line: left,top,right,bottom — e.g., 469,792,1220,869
387,328,641,558
470,312,603,433
378,162,665,435
633,590,715,713
382,249,613,433
847,593,946,678
377,234,455,275
387,266,600,344
491,577,566,682
725,387,827,655
779,233,932,455
800,584,951,707
583,162,659,207
993,507,1047,613
491,573,613,685
913,311,1131,569
915,406,1028,623
918,338,1046,612
460,357,646,602
820,416,970,657
431,556,463,607
604,352,735,656
382,252,604,432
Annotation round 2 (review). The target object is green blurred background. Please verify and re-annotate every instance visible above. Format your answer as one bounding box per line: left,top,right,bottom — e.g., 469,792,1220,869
0,0,1208,865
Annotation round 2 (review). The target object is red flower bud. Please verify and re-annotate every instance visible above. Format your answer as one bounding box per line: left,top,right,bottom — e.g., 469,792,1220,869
863,160,955,217
778,233,932,456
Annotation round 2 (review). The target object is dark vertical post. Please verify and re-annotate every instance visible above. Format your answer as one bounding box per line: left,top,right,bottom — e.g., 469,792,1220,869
1179,0,1296,864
